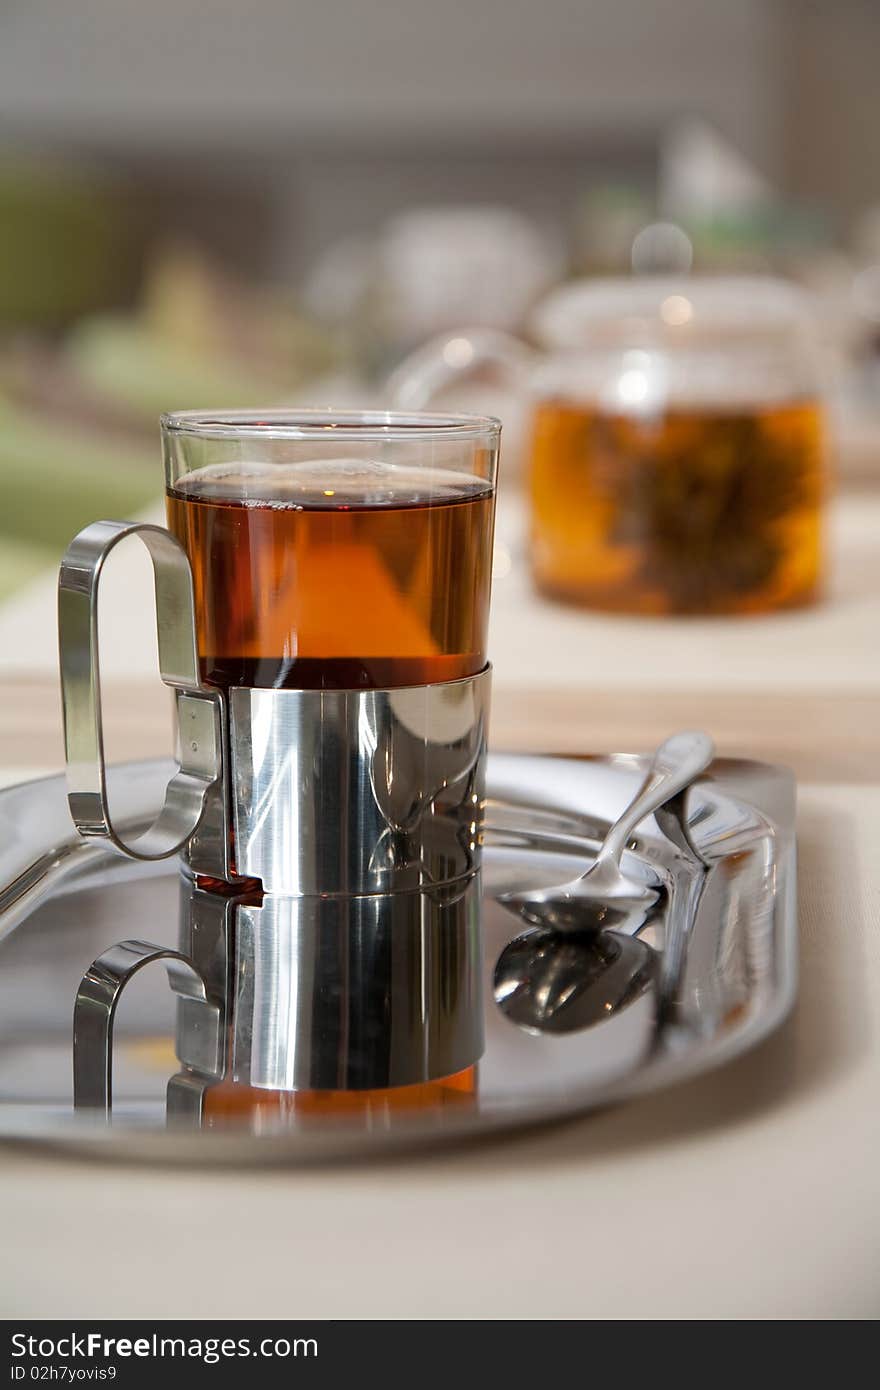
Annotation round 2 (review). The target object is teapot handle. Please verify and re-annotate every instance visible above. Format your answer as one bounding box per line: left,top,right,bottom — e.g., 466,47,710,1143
386,327,535,409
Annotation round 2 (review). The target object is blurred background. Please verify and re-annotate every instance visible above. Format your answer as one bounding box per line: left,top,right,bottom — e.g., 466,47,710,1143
0,0,878,609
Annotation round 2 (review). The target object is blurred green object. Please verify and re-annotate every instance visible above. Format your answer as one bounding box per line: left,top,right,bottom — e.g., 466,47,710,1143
67,317,286,420
0,238,339,605
0,156,138,326
0,534,59,602
64,246,338,421
0,396,158,558
686,205,832,272
573,183,654,275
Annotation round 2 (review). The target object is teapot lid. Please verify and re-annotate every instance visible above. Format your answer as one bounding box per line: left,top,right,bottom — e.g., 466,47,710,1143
531,275,814,349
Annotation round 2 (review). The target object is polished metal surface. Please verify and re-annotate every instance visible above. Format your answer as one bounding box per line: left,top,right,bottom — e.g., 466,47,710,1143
499,731,715,933
492,783,712,1034
228,671,490,894
73,939,222,1113
58,521,224,864
0,762,187,944
72,867,485,1106
0,753,797,1164
153,878,482,1094
494,928,657,1033
232,886,483,1089
653,793,712,1022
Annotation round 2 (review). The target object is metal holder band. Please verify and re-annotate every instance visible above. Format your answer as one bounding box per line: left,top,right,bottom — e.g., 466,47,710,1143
223,674,490,895
58,521,224,864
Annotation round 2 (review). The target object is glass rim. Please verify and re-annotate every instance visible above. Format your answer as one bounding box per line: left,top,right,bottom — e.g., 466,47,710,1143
161,408,502,445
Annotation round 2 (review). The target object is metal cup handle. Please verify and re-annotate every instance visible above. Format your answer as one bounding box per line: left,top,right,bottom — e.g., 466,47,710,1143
58,520,223,861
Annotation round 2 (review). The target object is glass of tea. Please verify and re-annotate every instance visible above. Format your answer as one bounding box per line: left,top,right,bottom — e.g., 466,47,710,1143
390,276,827,616
161,409,499,690
160,413,500,1105
62,411,500,1112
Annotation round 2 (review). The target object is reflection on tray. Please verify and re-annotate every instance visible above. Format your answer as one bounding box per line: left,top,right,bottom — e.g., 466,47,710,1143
0,754,797,1162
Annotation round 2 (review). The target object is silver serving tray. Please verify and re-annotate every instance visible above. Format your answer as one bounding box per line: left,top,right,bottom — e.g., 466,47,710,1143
0,753,796,1164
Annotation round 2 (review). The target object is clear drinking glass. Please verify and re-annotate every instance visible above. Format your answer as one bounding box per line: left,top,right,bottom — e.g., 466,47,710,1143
161,409,500,691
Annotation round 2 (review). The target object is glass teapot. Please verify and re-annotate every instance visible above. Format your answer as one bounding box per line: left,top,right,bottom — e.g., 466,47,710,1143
388,276,827,616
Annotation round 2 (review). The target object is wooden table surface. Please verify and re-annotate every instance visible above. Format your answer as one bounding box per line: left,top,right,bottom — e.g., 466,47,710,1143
1,674,875,787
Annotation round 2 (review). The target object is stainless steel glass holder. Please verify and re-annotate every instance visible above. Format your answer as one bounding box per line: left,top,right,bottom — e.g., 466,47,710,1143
58,520,491,896
58,520,492,1100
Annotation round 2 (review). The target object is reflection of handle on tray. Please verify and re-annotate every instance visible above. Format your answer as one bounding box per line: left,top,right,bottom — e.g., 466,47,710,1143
73,939,223,1115
387,328,535,409
58,520,223,862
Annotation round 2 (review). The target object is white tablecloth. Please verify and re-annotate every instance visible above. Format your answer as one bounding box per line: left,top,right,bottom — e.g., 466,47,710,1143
1,779,877,1320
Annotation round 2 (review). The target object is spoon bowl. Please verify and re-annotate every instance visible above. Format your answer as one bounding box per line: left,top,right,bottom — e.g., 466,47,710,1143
494,926,657,1033
497,731,714,936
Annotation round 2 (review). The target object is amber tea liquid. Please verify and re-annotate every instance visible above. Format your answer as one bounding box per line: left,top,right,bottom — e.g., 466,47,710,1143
529,396,825,616
166,461,495,690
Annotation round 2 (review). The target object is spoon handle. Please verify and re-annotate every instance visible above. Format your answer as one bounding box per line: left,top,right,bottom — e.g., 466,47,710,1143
599,731,715,867
655,792,711,1026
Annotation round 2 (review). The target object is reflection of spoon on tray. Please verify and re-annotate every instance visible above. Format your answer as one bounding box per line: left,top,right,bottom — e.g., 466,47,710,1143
494,927,657,1034
497,731,715,935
